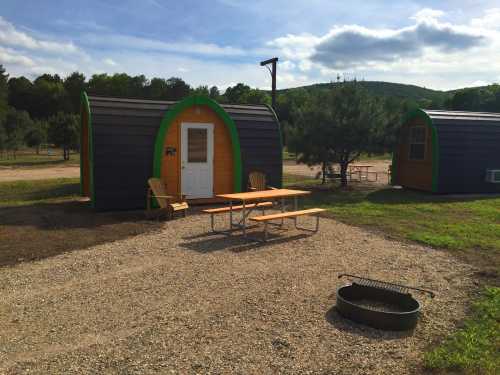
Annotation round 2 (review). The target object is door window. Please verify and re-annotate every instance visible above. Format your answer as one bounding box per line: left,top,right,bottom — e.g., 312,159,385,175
187,128,207,162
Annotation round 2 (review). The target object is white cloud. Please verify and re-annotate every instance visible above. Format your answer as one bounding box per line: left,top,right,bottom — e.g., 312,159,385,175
0,16,79,54
411,8,445,22
81,33,247,57
266,7,500,89
0,46,35,67
103,58,117,66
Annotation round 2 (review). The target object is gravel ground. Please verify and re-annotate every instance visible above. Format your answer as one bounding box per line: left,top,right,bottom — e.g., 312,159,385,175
0,212,477,374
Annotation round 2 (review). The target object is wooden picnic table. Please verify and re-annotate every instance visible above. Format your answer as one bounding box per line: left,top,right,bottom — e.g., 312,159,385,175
216,189,311,238
348,164,374,181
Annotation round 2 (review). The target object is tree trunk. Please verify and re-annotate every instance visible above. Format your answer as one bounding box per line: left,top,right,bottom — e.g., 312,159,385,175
340,162,349,187
321,161,327,184
63,147,69,161
36,145,40,155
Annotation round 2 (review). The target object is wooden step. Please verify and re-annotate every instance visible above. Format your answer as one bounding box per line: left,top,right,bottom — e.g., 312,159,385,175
249,208,325,222
202,201,273,214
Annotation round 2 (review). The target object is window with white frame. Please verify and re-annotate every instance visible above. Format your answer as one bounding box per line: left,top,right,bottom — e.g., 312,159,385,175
408,126,426,160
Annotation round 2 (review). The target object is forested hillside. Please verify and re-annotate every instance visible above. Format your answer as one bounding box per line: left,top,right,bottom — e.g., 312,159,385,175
284,81,450,108
1,63,499,159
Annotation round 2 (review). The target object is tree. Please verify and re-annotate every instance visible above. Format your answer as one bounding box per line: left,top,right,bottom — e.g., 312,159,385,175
165,77,191,100
209,86,220,100
25,120,47,154
48,112,80,160
194,85,209,96
288,82,387,187
64,72,86,113
3,109,33,158
0,65,8,122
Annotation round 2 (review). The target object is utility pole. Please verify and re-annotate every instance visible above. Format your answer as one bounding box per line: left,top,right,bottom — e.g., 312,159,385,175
260,57,278,110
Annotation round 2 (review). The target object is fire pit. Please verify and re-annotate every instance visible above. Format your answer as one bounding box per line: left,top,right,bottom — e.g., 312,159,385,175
336,274,435,331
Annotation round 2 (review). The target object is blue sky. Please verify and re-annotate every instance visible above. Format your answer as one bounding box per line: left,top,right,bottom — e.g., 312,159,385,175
1,0,500,90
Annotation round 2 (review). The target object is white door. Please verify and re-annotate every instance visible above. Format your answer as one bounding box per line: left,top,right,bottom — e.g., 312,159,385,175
181,123,214,199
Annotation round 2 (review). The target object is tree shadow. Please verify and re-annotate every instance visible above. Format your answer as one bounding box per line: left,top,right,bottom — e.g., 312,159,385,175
324,305,414,340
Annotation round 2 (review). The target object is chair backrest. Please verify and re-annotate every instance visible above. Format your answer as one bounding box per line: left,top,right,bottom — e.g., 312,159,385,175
148,178,169,208
248,171,266,191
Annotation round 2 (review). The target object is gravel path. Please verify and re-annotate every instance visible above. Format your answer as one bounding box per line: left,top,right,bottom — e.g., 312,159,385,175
0,213,477,374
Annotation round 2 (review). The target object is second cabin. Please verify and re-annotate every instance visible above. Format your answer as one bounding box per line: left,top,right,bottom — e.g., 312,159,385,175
80,94,282,211
392,108,500,193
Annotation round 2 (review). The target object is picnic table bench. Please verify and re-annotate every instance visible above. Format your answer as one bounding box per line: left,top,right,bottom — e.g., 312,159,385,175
204,189,325,242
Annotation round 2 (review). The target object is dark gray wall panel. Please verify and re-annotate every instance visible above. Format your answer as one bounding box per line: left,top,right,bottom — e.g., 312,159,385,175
431,115,500,194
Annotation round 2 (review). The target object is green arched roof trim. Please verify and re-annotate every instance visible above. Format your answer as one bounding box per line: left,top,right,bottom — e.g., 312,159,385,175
399,108,440,193
152,95,242,192
80,91,95,207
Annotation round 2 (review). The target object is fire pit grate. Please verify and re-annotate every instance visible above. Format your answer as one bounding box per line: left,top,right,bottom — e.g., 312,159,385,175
336,274,435,331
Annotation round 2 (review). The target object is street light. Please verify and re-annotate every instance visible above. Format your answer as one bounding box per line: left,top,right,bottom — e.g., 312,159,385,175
260,57,278,110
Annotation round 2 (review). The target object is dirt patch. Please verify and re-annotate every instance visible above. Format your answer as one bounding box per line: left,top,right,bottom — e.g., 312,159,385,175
284,159,392,185
0,199,162,267
0,210,478,374
0,165,80,182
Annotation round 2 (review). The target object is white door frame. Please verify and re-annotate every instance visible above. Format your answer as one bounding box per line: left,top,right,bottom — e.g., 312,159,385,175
181,122,214,199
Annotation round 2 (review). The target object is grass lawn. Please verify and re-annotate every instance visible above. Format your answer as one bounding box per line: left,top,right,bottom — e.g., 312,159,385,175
0,178,80,206
0,149,80,168
284,173,500,374
284,176,500,259
424,287,500,375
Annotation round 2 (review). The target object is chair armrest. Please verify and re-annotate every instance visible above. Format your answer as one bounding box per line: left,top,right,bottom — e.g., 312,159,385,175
267,186,278,190
249,187,257,191
153,195,175,199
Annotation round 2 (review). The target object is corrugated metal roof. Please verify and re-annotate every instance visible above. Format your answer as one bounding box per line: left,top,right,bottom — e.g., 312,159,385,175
87,95,274,118
423,109,500,125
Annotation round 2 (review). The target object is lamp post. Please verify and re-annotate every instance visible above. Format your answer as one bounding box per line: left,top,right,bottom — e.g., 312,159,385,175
260,57,278,110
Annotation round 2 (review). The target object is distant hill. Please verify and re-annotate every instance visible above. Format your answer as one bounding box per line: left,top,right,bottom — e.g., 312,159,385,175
278,81,451,106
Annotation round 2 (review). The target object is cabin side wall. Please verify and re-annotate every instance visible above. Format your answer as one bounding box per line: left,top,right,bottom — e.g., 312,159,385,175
436,122,500,193
395,117,434,191
160,104,234,197
91,100,168,210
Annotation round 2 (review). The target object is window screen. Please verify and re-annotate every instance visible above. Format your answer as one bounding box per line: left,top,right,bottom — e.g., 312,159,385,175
188,128,207,162
408,126,426,160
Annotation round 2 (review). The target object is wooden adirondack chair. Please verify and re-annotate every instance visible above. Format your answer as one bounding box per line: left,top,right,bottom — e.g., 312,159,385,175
146,178,188,220
248,171,277,191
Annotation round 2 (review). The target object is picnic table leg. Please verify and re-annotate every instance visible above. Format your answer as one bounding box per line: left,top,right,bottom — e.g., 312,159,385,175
229,200,233,235
242,200,246,238
280,197,285,227
294,196,298,227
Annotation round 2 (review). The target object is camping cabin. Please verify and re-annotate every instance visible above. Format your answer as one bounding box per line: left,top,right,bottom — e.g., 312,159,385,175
80,94,282,211
392,109,500,193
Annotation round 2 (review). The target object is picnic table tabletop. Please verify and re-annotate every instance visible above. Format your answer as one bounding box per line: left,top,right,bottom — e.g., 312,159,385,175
349,164,374,168
216,188,310,202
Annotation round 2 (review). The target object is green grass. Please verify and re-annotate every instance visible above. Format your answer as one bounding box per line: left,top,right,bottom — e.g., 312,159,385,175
0,149,80,168
424,287,500,374
282,148,297,161
286,180,500,253
0,178,81,206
